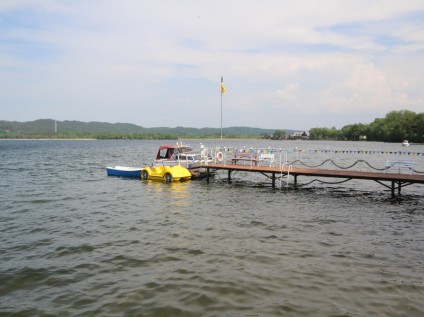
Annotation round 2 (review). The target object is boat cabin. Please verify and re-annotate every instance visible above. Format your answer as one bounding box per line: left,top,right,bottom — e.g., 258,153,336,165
156,145,192,160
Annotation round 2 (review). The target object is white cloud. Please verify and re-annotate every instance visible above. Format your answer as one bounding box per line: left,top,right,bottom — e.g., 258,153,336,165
1,0,424,128
273,83,301,104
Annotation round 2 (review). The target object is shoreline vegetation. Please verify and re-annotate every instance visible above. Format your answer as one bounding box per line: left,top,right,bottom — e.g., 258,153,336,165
0,120,276,140
0,132,263,141
2,139,423,146
1,110,422,143
309,110,423,143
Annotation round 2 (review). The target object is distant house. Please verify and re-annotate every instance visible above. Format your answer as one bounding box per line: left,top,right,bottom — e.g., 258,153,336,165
290,131,309,140
264,130,309,140
264,131,285,140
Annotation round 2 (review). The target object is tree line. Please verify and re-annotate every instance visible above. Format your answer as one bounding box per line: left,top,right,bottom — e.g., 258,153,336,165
0,119,275,139
309,110,424,143
2,110,422,142
0,130,263,140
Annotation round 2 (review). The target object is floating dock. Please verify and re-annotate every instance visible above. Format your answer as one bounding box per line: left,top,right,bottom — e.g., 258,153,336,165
202,163,424,197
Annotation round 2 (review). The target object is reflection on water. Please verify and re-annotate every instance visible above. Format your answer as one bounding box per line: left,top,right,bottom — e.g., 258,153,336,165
0,140,423,317
144,180,192,208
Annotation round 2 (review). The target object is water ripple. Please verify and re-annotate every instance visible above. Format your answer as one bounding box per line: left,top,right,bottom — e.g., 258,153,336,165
1,140,423,317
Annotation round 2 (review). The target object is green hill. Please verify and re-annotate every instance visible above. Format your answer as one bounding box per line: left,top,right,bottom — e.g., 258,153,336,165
0,119,292,139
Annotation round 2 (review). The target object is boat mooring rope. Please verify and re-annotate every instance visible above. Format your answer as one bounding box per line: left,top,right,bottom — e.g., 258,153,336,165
287,159,387,171
296,178,353,187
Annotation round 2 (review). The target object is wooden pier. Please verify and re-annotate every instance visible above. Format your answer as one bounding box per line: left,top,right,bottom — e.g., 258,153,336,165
202,163,424,197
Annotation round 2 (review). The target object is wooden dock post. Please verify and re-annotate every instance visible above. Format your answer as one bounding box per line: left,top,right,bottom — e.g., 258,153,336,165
390,180,403,197
391,181,395,197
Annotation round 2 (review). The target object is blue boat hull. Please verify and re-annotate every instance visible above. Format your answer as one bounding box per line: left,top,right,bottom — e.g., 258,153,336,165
106,166,141,178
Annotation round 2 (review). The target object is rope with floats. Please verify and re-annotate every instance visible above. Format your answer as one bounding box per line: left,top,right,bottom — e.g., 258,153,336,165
287,159,385,170
287,158,424,174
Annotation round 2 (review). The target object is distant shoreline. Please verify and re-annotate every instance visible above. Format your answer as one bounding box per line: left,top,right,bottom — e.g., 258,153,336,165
0,138,98,141
2,137,421,144
0,137,261,141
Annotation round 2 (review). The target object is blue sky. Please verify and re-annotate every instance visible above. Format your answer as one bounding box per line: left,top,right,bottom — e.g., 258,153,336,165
1,0,424,130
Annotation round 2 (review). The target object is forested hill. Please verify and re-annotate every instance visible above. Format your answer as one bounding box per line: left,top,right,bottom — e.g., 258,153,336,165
309,110,424,143
0,119,280,139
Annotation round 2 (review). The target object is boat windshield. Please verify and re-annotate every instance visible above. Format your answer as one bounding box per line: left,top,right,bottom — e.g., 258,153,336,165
177,154,200,161
157,148,175,159
178,146,192,153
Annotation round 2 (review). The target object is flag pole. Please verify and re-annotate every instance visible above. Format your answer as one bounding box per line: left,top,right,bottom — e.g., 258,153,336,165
220,76,223,141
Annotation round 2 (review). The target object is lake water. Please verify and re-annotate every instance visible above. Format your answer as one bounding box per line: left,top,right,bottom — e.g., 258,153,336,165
0,139,423,317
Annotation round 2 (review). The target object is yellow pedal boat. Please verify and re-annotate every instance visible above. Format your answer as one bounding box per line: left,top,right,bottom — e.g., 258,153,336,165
141,165,191,182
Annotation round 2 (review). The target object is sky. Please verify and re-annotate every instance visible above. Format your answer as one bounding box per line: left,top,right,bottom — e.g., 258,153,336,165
1,0,424,130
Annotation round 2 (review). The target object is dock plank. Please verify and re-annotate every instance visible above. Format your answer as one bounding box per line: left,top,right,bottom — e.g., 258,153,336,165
201,163,424,196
